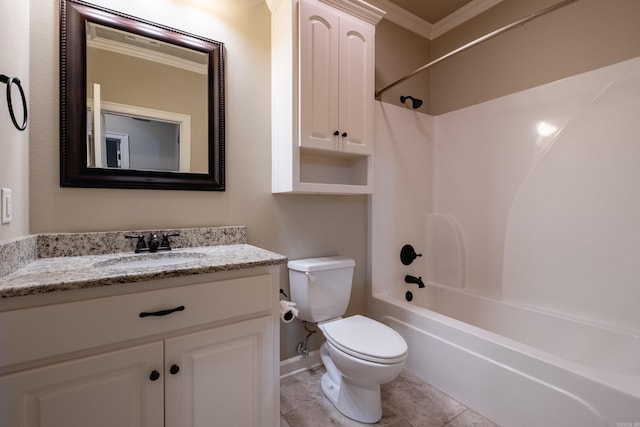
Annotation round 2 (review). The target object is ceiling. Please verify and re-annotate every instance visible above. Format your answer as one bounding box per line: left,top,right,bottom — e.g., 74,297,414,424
387,0,475,24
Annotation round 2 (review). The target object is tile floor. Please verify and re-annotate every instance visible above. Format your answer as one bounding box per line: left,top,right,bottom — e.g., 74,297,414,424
280,366,499,427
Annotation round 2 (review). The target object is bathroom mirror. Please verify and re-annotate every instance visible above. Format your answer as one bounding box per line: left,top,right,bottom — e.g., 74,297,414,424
60,0,225,190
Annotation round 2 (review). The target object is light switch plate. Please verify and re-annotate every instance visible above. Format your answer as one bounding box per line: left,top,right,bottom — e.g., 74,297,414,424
1,188,12,224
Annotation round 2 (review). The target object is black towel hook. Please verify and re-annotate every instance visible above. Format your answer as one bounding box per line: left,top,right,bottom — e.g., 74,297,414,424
0,74,28,131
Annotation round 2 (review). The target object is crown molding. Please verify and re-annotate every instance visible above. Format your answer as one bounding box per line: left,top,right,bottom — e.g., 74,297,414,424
365,0,503,40
319,0,386,25
264,0,503,39
431,0,503,39
87,38,207,75
265,0,385,24
365,0,432,38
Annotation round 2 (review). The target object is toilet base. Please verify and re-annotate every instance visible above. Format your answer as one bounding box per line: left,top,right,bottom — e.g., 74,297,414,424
321,372,382,423
320,344,382,423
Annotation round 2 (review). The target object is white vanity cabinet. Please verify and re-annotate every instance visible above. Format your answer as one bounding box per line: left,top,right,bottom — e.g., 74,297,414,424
269,0,384,194
0,269,279,427
164,316,273,426
0,342,165,426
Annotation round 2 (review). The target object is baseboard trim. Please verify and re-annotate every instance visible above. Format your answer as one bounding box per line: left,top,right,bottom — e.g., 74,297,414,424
280,350,322,378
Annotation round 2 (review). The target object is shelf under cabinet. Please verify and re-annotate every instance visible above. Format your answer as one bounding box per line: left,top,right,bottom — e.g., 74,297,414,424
273,148,372,194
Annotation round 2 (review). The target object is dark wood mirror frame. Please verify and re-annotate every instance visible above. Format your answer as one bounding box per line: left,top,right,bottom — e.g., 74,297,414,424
60,0,225,191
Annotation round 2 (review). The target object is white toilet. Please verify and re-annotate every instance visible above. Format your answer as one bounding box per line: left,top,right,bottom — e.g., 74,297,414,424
288,256,408,423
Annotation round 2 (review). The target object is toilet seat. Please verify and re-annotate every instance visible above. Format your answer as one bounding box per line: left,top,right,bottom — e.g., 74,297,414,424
321,315,408,364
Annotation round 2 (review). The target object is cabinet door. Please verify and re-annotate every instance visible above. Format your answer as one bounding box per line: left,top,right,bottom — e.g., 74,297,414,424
299,0,340,152
0,342,164,427
338,15,374,156
164,316,275,427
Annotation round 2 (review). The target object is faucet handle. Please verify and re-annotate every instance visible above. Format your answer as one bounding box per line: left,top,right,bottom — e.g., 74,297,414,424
160,232,180,250
400,244,422,265
125,234,147,251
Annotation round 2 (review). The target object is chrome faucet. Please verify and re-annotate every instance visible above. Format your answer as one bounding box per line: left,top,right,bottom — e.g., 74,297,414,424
404,275,425,288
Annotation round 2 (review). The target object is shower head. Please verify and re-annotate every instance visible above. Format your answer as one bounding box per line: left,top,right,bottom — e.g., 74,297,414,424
400,95,423,109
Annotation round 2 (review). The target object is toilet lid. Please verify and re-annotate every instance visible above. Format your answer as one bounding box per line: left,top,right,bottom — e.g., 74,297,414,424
321,315,408,364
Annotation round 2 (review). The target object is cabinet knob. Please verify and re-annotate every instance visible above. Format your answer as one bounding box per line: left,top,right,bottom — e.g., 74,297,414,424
333,130,339,136
149,370,160,381
341,132,348,138
169,364,180,375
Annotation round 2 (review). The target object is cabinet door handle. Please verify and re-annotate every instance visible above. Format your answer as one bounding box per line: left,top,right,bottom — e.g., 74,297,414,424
333,130,339,136
149,370,160,381
341,132,348,138
139,305,185,318
169,364,180,375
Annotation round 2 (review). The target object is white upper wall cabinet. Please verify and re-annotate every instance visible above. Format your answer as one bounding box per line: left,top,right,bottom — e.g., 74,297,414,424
268,0,385,194
300,1,373,156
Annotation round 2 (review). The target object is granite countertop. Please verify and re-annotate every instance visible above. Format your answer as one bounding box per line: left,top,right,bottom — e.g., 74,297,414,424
0,244,287,299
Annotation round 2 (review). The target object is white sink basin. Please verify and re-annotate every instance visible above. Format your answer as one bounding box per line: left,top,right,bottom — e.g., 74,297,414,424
95,252,207,270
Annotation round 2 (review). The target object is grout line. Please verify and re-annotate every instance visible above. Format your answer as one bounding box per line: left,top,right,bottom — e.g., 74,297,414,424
443,408,468,426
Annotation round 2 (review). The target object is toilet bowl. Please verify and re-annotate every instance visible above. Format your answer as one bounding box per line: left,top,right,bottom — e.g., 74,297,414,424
318,315,408,423
288,257,408,423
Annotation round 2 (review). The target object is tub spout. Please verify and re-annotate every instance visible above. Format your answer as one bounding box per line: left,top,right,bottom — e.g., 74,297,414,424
404,275,425,288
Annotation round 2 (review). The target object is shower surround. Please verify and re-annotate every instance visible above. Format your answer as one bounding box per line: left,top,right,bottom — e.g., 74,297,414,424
370,56,640,424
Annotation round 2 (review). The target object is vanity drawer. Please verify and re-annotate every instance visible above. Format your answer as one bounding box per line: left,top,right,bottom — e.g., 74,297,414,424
0,273,273,369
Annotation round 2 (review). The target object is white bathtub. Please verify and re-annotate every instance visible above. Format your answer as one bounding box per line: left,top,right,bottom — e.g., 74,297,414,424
368,284,640,427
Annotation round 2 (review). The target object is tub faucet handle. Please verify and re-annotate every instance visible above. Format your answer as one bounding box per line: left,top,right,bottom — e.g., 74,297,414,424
400,244,422,265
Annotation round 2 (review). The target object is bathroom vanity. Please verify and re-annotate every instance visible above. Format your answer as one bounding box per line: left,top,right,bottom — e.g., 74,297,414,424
0,227,286,427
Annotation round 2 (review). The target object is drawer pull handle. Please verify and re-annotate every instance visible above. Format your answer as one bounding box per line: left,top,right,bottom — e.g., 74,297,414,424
170,364,180,375
139,305,185,318
149,370,160,381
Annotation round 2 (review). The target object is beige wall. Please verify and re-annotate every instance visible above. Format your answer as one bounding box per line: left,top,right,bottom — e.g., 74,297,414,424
430,0,640,114
28,0,368,360
375,19,430,114
0,0,30,242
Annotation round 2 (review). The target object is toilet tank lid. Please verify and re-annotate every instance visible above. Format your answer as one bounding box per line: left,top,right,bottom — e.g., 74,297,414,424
288,256,355,272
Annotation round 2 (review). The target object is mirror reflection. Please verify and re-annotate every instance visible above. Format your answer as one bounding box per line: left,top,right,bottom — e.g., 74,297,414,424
86,22,208,173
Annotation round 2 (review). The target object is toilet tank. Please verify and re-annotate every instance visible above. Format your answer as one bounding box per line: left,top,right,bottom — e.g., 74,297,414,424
287,256,355,323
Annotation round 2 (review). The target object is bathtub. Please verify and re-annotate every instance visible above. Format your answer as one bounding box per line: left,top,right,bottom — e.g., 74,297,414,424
368,284,640,427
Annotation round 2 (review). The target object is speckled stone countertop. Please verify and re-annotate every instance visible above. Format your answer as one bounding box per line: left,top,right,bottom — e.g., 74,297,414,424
0,245,287,298
0,227,287,299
